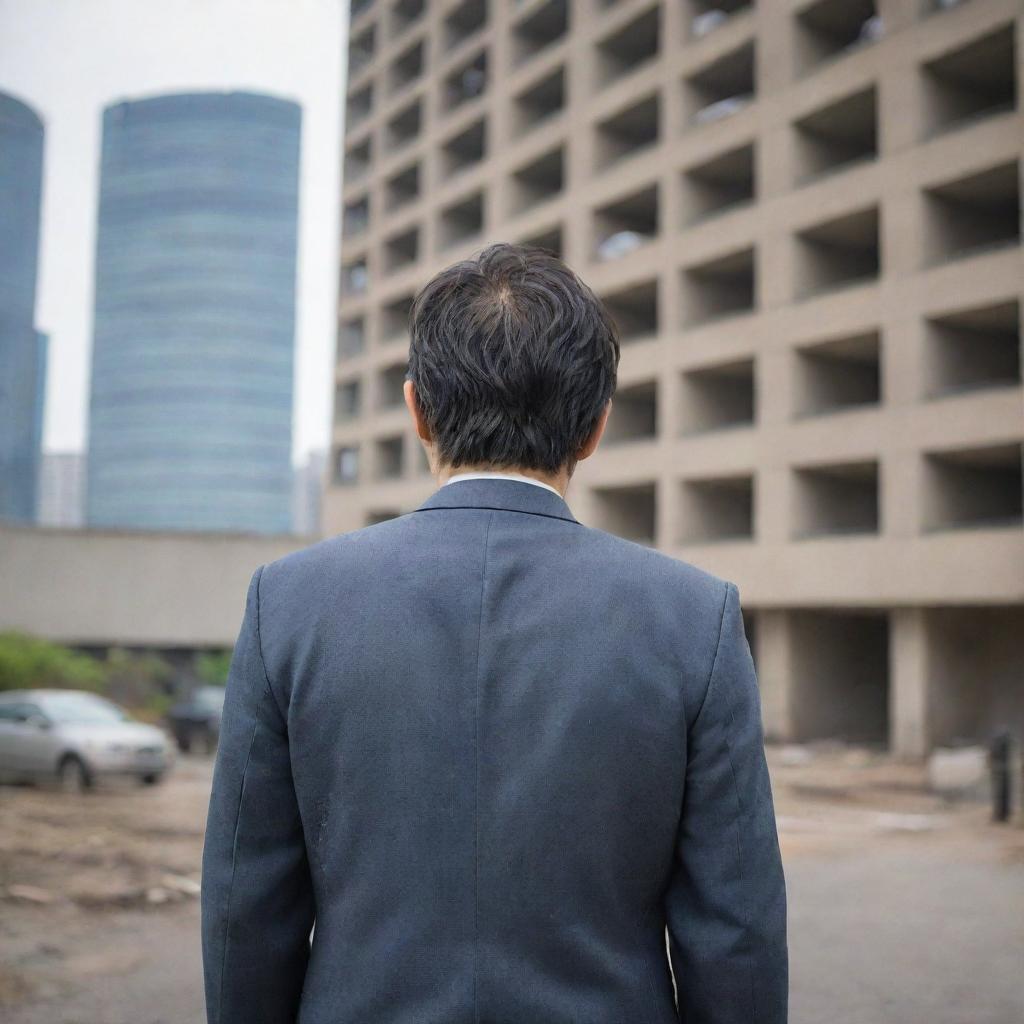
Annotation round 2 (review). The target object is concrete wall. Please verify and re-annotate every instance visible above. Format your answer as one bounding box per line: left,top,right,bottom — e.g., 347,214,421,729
0,521,309,647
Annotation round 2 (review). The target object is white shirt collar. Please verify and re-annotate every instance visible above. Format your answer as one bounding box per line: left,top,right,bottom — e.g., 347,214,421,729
443,471,564,499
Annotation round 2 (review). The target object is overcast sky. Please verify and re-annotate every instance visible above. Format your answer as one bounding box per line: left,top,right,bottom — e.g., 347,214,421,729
0,0,346,466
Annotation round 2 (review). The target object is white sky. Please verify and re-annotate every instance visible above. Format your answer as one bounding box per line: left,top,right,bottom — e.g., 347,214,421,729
0,0,347,467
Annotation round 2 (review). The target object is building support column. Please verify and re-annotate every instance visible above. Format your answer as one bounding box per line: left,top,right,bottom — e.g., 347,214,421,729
889,606,931,760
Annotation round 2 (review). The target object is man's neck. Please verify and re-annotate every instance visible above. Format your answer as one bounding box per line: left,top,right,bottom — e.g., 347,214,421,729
436,463,569,498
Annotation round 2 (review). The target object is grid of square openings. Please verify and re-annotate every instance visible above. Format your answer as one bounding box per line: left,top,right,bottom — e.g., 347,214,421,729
335,0,1022,542
340,0,1016,293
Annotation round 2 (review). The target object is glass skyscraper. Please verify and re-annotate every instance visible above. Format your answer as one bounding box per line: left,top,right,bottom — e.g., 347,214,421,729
0,92,46,523
86,91,301,534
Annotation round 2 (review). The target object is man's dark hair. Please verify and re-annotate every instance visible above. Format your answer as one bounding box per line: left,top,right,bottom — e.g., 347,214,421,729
406,242,620,475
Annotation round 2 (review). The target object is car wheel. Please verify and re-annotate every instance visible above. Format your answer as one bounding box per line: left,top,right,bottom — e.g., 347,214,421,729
141,772,164,786
57,755,93,794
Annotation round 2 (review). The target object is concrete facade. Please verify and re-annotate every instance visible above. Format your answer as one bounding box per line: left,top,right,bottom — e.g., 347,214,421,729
328,0,1024,757
0,521,306,649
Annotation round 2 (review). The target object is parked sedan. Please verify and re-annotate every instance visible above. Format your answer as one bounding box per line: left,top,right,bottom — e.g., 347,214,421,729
0,689,174,791
166,685,225,754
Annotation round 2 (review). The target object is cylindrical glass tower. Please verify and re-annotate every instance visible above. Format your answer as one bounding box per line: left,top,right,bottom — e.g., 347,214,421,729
0,92,46,523
86,91,301,534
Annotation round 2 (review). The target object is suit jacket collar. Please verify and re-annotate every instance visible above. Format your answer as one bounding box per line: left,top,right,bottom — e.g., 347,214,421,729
413,476,579,524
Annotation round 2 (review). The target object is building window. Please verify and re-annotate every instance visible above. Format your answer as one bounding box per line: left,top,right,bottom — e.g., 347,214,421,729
334,446,360,485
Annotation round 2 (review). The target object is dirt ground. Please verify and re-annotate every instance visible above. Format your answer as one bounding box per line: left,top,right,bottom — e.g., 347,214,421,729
1,746,1022,1024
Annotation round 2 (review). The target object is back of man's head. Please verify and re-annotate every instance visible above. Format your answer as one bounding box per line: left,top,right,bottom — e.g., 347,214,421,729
406,242,620,476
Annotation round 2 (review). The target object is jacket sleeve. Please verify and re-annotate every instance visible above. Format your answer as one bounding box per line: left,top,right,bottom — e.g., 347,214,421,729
665,581,788,1023
201,565,316,1024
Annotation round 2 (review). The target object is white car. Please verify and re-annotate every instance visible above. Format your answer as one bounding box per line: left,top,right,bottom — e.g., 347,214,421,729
0,689,175,791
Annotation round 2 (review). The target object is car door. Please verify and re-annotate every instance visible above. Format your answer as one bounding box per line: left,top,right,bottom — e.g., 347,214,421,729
0,702,41,773
20,702,63,773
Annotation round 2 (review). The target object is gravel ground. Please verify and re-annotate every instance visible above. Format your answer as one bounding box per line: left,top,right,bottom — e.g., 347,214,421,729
1,747,1022,1024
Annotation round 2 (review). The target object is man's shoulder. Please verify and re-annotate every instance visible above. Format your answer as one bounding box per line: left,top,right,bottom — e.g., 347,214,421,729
257,513,731,622
259,514,416,585
575,521,732,607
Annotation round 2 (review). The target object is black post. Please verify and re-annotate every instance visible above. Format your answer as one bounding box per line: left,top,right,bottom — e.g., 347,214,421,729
989,731,1012,824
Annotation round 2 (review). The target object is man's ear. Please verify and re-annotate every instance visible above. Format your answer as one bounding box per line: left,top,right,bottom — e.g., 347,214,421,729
404,380,432,443
577,399,612,462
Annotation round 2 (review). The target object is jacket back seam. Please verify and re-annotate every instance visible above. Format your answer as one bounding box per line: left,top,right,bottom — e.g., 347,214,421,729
471,510,493,1024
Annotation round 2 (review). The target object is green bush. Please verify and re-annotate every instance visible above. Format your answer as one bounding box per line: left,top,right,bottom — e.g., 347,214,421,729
195,649,232,687
0,633,236,721
102,646,176,714
0,631,107,693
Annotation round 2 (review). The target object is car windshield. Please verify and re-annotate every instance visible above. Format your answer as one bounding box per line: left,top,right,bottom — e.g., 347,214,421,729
194,687,226,709
41,693,130,725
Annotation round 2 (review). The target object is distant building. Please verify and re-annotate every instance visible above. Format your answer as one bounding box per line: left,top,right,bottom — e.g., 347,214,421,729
0,92,46,523
33,330,47,463
38,450,86,528
291,449,326,537
86,91,302,534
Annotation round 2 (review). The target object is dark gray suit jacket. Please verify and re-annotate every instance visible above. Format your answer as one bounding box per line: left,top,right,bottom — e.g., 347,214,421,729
201,476,787,1023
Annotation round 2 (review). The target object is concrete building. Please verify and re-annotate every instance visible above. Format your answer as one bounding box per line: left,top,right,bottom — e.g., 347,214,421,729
86,91,302,535
0,519,305,648
327,0,1023,757
292,449,327,536
38,450,86,528
0,92,46,523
